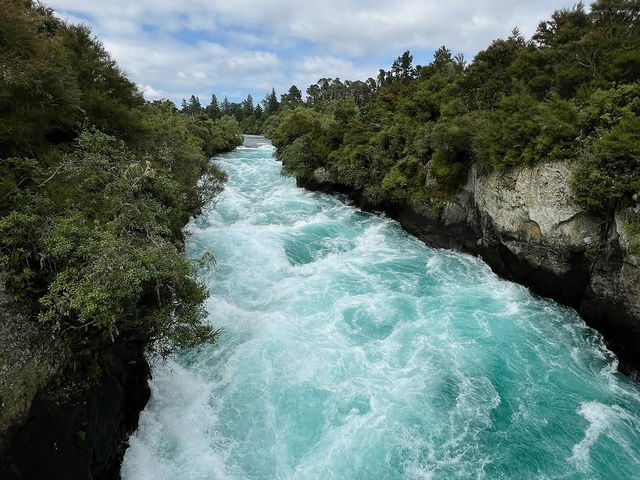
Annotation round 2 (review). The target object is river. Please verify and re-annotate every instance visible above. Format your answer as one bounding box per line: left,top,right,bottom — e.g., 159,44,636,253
121,136,640,479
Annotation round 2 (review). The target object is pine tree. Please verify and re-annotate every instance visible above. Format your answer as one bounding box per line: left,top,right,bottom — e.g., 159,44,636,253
186,95,202,116
221,96,231,115
243,94,254,117
263,88,279,115
205,93,221,119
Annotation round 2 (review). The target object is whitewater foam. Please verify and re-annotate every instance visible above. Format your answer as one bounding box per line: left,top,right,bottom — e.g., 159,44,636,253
122,138,640,479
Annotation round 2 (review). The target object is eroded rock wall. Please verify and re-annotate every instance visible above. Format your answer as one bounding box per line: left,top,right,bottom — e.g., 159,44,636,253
0,276,61,449
0,282,150,480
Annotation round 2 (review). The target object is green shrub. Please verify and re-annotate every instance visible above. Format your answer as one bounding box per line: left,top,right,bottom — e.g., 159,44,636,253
280,135,317,178
572,114,640,212
381,156,425,200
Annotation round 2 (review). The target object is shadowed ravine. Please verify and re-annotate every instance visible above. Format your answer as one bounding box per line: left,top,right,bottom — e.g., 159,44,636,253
121,136,640,479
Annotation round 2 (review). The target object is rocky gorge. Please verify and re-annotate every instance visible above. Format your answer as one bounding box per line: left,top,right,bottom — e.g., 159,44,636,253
299,160,640,374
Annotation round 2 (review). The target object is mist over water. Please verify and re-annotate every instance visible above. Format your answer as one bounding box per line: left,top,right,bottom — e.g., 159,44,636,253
122,136,640,479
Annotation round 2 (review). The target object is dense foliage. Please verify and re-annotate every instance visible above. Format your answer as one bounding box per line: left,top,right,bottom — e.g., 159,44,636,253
267,0,640,218
0,0,243,365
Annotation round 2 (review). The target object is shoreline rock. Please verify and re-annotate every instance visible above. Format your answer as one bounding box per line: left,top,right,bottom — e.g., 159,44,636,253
0,342,150,480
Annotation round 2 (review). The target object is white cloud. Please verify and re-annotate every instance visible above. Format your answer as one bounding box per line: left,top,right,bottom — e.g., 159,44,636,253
49,0,577,104
140,84,162,99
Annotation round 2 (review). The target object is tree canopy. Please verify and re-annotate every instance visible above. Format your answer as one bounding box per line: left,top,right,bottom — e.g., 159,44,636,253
265,0,640,217
0,0,243,374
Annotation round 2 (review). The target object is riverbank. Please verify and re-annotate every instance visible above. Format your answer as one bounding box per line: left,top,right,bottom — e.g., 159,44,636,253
296,163,640,376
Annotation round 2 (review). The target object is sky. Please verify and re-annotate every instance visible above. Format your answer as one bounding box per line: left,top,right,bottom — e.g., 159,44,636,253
47,0,577,106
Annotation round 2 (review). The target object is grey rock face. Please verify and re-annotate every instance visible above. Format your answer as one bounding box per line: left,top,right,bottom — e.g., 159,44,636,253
470,162,640,342
0,274,151,480
0,341,150,480
464,163,639,371
470,161,601,250
0,275,61,448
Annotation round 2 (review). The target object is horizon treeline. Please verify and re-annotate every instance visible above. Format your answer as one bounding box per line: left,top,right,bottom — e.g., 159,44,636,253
0,0,243,374
181,74,385,135
262,0,639,223
180,88,279,135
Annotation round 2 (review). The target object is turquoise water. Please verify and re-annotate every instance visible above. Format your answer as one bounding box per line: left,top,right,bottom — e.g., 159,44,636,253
121,136,640,479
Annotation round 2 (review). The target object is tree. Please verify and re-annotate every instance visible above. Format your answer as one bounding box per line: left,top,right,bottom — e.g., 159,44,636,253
281,85,303,107
242,94,254,117
366,77,377,93
459,33,525,110
329,78,346,100
306,84,322,104
391,50,415,82
221,96,231,115
532,4,590,47
349,80,372,105
0,0,245,377
263,87,279,115
205,93,221,119
377,69,388,87
262,0,640,230
182,95,203,116
432,46,453,71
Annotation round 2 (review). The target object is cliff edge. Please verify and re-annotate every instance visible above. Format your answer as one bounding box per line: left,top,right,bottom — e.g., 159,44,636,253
0,275,150,480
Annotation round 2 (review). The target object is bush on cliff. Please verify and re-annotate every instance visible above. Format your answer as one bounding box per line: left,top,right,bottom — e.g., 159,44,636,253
0,1,243,367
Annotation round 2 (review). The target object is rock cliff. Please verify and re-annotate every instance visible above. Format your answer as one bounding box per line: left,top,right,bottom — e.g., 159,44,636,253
0,278,150,480
299,161,640,374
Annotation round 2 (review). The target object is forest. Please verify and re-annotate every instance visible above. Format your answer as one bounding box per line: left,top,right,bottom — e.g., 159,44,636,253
222,0,640,224
0,0,243,377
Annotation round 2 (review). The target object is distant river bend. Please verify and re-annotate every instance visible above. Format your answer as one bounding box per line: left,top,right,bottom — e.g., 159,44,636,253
122,136,640,479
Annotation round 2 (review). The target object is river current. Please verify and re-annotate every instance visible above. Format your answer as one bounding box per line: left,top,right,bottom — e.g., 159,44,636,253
121,136,640,479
